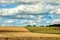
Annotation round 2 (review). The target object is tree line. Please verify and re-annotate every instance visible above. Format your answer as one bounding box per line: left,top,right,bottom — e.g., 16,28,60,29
26,24,60,27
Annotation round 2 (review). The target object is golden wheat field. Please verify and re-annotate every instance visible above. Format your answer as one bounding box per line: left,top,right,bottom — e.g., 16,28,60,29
0,27,60,40
0,27,29,32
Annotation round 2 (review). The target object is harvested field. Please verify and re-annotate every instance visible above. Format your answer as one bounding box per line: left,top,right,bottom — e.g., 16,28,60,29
0,27,60,40
0,27,29,32
0,32,60,40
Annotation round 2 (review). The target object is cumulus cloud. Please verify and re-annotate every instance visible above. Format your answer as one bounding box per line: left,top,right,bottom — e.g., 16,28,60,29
0,3,55,16
51,6,60,14
51,19,60,24
0,0,60,26
0,4,43,15
55,8,60,14
0,19,15,26
20,19,36,25
0,0,54,4
3,19,14,23
0,0,42,4
55,0,60,4
19,15,43,25
0,8,15,15
0,0,56,16
0,5,24,16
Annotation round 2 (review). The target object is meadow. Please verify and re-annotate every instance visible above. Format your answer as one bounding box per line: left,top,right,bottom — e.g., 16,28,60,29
26,27,60,34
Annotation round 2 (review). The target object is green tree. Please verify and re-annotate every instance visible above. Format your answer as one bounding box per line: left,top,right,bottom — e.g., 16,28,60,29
33,25,36,27
26,25,31,27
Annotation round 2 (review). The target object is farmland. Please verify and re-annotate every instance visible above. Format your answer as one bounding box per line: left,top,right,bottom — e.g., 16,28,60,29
0,27,29,32
26,27,60,34
0,27,60,40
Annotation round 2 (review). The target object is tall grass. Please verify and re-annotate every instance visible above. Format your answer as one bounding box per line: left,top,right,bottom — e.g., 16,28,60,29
26,27,60,34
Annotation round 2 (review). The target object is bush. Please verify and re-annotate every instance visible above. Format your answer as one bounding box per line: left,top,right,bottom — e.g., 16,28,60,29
26,25,31,27
33,25,36,27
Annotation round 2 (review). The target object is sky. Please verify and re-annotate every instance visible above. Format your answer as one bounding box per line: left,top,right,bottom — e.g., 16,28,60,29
0,0,60,26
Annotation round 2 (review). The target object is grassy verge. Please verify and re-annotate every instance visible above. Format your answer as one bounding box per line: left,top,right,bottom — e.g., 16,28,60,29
26,27,60,34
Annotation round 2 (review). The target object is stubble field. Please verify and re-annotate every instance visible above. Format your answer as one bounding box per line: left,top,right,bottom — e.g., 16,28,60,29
0,27,60,40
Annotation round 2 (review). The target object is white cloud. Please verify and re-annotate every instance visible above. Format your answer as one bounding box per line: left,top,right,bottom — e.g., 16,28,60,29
0,8,19,16
46,21,51,23
0,0,56,16
20,15,43,25
50,6,60,14
29,15,35,18
16,15,21,18
24,4,44,13
45,4,55,10
0,5,25,15
20,19,28,23
0,0,54,4
55,8,60,14
0,4,55,16
36,16,43,23
55,0,60,4
28,20,36,25
50,11,54,14
0,0,60,26
20,19,36,25
0,4,44,16
51,19,60,24
3,19,14,23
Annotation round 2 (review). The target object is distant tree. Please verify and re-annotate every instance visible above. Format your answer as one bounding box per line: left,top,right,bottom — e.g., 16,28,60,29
33,25,36,27
40,25,44,27
47,24,60,27
26,25,31,27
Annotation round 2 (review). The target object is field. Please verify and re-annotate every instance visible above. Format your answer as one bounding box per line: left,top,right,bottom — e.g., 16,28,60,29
0,27,60,40
0,27,29,32
0,32,60,40
26,27,60,34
